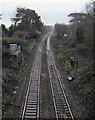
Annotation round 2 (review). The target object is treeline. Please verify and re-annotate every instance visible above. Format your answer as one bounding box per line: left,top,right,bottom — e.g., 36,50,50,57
54,1,93,57
54,1,94,118
1,7,43,39
2,8,44,117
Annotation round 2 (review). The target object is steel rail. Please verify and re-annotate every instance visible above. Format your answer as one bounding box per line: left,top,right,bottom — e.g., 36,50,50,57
21,37,45,119
47,53,59,120
47,34,74,119
54,64,74,119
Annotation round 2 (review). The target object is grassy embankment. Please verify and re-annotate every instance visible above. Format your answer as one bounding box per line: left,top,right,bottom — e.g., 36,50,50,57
2,37,38,117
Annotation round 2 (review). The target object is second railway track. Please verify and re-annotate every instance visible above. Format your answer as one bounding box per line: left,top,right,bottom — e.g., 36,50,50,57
47,34,74,119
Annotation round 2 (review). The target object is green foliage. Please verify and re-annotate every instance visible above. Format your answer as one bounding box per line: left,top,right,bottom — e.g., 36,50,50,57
18,53,25,66
2,36,39,116
3,98,11,106
53,1,94,118
25,41,36,53
56,52,64,61
2,98,12,113
11,7,43,37
2,37,37,54
2,72,19,113
64,61,72,73
2,72,19,85
2,72,11,83
35,31,42,37
68,2,93,56
69,69,76,78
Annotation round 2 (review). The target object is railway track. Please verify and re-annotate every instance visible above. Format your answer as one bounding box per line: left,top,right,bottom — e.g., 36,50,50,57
47,34,74,119
21,32,74,119
21,36,46,119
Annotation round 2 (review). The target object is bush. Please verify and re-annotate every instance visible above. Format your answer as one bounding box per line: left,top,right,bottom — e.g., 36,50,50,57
2,72,19,85
25,41,36,53
2,98,12,113
64,61,72,73
2,72,10,83
56,52,64,61
32,31,42,39
69,69,76,78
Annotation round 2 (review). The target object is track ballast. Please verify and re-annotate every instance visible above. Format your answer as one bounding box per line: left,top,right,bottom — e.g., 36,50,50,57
21,36,45,119
47,34,74,119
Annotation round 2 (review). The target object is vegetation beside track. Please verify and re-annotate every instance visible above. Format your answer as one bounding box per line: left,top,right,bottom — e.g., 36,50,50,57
2,37,39,117
1,6,44,118
52,1,94,118
51,31,94,119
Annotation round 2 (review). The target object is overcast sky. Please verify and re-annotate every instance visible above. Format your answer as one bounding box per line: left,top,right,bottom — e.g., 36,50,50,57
0,0,90,27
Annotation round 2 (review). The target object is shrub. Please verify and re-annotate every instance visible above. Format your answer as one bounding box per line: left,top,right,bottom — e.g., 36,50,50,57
2,98,12,113
32,31,42,39
69,69,76,78
56,52,64,61
2,72,11,83
2,72,19,85
25,41,36,53
64,61,72,73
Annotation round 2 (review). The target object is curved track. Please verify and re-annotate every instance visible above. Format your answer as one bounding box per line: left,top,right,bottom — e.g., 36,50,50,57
47,34,74,119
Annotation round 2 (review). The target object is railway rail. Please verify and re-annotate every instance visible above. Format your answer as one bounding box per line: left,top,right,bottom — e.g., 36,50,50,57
21,36,46,119
21,32,74,119
47,34,74,119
